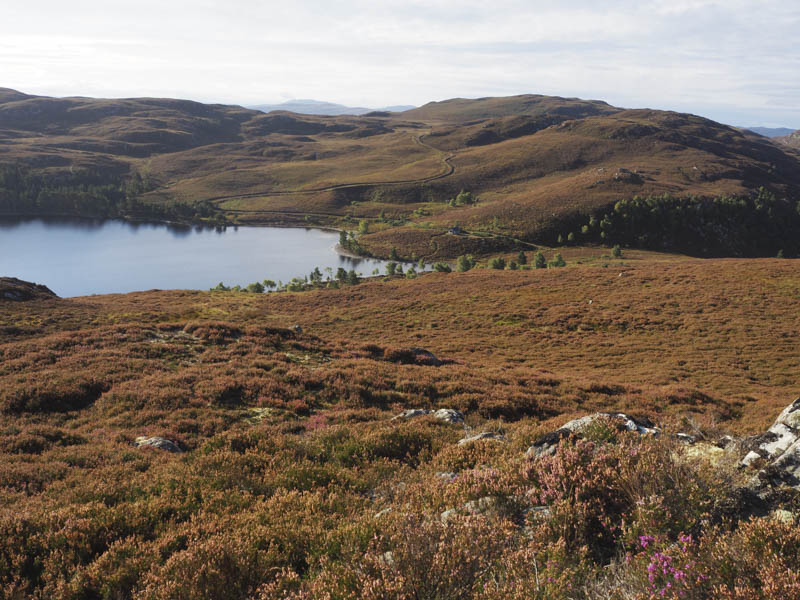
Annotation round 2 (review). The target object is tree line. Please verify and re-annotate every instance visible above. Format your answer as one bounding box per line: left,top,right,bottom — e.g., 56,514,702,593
564,189,800,257
0,164,221,223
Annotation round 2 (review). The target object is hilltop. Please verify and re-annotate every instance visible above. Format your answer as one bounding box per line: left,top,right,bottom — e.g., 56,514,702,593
2,88,800,258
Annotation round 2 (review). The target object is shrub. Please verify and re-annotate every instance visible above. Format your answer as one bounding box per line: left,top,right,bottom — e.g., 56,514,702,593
489,257,506,270
549,253,566,268
433,262,452,273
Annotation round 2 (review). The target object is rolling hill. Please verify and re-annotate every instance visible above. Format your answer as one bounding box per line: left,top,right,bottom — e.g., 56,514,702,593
776,129,800,149
2,88,799,258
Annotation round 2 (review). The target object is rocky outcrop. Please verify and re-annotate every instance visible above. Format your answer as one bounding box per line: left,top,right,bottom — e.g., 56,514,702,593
134,436,182,452
0,277,58,301
742,398,800,489
526,412,658,459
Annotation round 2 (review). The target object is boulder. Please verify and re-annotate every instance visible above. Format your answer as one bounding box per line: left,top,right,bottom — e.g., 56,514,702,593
432,408,465,424
742,398,800,491
526,412,658,459
409,347,442,366
392,408,465,425
134,436,182,452
742,398,800,467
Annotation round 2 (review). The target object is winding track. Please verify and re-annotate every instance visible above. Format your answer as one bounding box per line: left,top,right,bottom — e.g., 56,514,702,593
205,134,455,212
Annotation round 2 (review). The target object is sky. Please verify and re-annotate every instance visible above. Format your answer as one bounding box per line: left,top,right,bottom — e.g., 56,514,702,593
2,0,798,128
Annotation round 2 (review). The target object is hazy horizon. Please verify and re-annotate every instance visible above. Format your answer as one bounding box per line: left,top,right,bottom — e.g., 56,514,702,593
3,0,798,129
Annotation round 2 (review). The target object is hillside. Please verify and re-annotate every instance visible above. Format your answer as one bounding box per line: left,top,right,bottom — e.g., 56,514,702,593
2,88,800,258
777,129,800,149
1,258,800,597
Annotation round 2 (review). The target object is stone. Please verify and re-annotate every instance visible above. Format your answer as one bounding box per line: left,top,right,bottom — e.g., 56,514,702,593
435,471,458,481
432,408,465,424
526,412,658,459
392,407,465,425
458,432,507,446
741,398,800,467
409,347,442,366
463,496,501,517
742,398,800,491
676,433,697,444
134,436,182,452
393,408,431,420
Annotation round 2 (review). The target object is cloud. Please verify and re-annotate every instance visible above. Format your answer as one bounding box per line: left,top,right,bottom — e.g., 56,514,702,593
1,0,798,126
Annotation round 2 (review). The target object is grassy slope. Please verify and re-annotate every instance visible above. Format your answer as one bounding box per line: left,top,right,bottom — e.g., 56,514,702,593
2,258,799,597
3,88,800,258
3,257,797,431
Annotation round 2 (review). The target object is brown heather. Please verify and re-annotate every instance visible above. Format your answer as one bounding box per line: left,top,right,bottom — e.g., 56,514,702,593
0,257,799,598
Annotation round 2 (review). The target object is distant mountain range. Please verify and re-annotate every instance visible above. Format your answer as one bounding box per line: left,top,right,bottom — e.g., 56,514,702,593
744,126,796,138
249,99,416,116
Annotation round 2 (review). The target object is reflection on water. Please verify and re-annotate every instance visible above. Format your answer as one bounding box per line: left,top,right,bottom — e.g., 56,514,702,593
0,217,403,297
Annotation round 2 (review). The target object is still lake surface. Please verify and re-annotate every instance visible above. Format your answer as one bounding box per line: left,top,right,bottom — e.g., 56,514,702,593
0,217,398,297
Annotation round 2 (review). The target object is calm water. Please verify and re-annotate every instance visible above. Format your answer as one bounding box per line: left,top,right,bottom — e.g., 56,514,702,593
0,217,398,297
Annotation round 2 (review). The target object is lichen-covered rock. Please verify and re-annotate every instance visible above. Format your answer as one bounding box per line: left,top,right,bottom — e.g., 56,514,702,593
432,408,464,424
134,436,182,452
458,432,507,446
393,408,431,420
742,398,800,468
392,407,465,425
526,412,658,459
741,398,800,492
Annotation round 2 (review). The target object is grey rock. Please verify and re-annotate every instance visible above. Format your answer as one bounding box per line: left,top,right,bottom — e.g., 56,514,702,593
742,398,800,491
435,471,458,481
432,408,465,424
526,412,658,459
134,436,182,453
393,408,431,420
742,398,800,467
458,432,507,446
392,407,465,425
463,496,501,517
676,433,697,444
